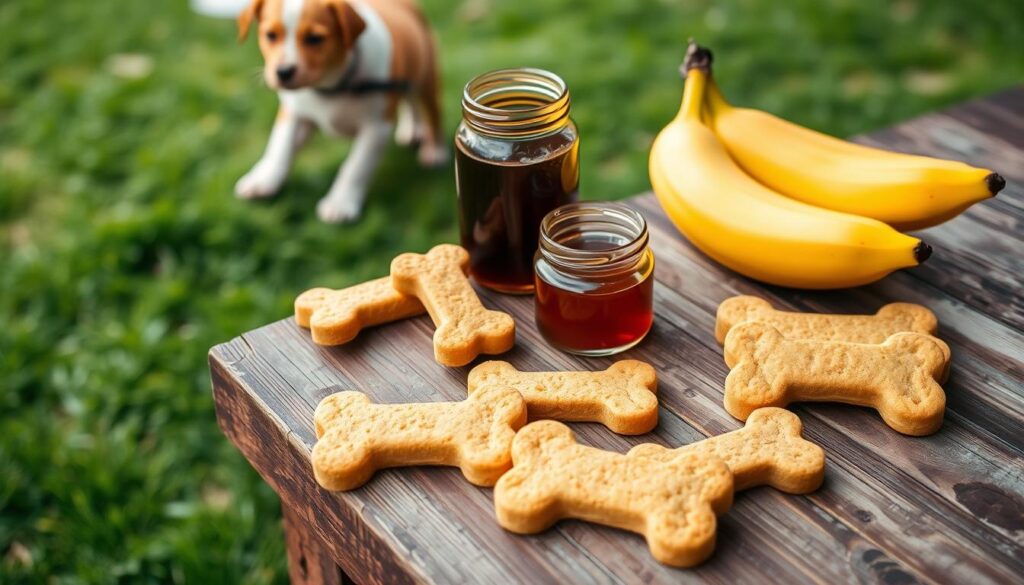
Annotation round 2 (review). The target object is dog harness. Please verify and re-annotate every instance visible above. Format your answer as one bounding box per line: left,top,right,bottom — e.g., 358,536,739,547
315,47,411,96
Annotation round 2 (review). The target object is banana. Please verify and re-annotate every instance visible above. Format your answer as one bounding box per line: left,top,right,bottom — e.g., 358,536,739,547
648,44,929,289
704,74,1004,231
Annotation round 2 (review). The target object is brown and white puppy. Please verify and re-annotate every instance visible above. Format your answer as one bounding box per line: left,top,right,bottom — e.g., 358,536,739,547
236,0,446,222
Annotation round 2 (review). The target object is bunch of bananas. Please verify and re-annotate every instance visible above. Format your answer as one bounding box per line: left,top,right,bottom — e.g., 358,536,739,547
649,42,1005,289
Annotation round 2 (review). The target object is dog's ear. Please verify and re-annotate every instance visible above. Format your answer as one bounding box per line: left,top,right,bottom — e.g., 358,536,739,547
238,0,265,42
328,0,366,48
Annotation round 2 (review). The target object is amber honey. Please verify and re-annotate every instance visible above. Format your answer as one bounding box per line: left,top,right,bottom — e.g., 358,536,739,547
534,203,654,355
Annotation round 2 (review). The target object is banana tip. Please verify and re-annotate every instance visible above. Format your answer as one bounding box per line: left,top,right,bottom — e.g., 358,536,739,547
914,241,933,264
986,173,1006,196
681,40,713,77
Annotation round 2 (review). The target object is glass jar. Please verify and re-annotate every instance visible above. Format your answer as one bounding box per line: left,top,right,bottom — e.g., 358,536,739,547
455,68,580,294
534,202,655,356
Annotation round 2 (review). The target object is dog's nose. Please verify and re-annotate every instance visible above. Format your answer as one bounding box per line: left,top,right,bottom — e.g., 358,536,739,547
276,65,297,83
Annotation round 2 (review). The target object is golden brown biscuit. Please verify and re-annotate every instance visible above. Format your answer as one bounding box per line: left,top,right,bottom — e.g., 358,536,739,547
312,385,527,491
715,295,950,381
295,278,425,345
629,408,825,493
494,421,734,568
467,360,659,434
715,296,939,344
390,244,516,366
724,322,947,436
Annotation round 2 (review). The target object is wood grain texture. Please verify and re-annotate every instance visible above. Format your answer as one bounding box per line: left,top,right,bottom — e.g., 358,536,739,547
211,87,1024,584
283,503,351,585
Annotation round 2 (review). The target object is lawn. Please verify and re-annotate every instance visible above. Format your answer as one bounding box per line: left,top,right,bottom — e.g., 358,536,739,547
1,0,1021,581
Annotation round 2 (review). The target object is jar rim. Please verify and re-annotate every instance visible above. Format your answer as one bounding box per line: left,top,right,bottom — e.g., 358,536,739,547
538,202,649,274
462,68,571,137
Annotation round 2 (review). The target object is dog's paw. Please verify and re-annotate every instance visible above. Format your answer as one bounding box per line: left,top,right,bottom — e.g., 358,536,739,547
317,195,363,224
394,119,419,147
417,142,449,169
235,163,285,200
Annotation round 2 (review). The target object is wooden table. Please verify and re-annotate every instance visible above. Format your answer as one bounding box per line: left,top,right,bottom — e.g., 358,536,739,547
210,88,1024,584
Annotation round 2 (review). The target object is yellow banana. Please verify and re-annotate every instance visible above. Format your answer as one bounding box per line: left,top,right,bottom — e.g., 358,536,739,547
704,75,1004,231
648,45,929,289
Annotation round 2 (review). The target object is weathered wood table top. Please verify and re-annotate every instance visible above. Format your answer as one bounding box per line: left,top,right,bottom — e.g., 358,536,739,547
210,88,1024,585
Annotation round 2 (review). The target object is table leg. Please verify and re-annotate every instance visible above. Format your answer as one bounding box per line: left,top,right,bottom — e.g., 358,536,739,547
282,501,353,585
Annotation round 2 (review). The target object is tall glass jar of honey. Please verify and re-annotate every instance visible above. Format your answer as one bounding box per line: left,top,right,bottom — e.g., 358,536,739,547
455,68,580,294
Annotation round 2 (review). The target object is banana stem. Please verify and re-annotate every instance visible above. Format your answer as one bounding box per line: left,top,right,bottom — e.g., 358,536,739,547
705,76,731,115
678,41,713,122
679,69,707,122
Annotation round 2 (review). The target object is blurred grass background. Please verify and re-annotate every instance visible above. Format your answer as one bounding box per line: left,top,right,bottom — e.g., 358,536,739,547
1,0,1021,581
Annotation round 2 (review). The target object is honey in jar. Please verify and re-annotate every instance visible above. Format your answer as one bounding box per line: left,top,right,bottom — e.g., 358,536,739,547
456,68,580,294
534,202,655,355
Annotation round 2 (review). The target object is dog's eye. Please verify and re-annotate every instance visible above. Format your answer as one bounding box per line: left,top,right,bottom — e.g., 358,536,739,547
265,30,279,42
303,32,325,46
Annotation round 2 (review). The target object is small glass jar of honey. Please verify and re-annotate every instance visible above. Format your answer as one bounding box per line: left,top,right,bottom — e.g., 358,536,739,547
534,202,655,356
455,68,580,294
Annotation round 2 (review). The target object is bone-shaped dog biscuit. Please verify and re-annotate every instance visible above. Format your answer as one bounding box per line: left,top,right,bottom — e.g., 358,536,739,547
715,296,939,344
295,278,425,345
628,408,825,494
724,322,947,436
716,296,951,381
312,385,527,491
494,421,734,568
467,360,658,435
390,244,516,366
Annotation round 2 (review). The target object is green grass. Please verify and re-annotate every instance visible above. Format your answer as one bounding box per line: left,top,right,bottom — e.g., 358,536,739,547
1,0,1021,581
